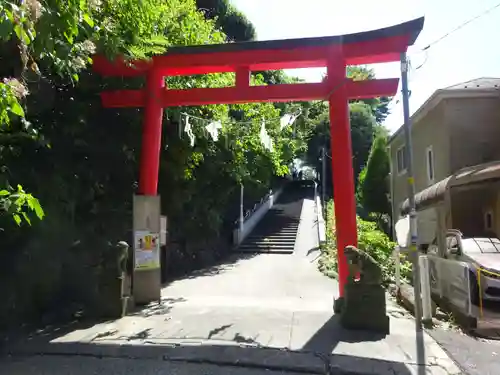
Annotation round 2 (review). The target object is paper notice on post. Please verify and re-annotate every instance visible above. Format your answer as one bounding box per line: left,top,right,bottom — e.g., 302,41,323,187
134,230,160,270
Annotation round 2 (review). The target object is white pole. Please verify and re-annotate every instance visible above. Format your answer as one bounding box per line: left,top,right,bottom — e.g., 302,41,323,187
394,246,401,292
419,255,433,324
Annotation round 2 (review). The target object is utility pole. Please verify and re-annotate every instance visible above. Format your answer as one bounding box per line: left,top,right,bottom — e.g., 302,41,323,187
401,52,424,328
401,51,425,375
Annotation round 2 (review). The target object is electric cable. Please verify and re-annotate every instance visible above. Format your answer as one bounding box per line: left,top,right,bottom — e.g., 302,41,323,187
421,1,500,51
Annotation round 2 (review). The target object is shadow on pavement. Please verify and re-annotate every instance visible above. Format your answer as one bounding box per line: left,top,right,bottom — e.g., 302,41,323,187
166,252,259,283
301,315,387,353
2,314,417,375
129,297,187,317
2,338,414,375
302,315,414,374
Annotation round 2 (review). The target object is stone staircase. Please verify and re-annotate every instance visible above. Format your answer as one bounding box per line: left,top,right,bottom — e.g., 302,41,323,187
236,183,306,254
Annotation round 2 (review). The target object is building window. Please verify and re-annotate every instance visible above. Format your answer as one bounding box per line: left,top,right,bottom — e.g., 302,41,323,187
484,210,493,231
426,146,435,184
396,145,407,175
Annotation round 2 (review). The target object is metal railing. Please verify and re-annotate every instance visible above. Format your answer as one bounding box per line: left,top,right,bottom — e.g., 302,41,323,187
233,189,275,227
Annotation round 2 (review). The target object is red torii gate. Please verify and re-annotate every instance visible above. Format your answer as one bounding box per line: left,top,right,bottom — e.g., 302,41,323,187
93,17,424,298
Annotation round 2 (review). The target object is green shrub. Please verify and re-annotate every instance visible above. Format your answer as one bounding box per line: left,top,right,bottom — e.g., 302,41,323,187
357,217,397,283
318,200,338,278
319,200,412,285
359,135,391,217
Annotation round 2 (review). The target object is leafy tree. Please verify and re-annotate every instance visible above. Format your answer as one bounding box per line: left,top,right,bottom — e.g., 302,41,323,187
196,0,230,19
303,66,393,200
196,0,256,41
349,101,377,178
304,100,377,198
253,70,303,85
347,66,390,123
0,0,312,329
356,167,366,203
359,134,391,217
0,185,44,225
0,0,99,224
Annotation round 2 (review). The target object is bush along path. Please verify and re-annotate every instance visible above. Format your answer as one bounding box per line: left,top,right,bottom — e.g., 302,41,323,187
319,201,459,325
318,200,412,286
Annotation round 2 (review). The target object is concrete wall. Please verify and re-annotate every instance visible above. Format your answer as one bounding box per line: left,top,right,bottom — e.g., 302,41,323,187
233,187,283,245
314,184,326,244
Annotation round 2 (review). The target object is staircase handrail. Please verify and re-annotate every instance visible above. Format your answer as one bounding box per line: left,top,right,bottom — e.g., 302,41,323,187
233,190,273,226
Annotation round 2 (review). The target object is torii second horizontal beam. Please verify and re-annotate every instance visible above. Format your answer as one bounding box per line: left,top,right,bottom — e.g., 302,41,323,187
100,79,398,108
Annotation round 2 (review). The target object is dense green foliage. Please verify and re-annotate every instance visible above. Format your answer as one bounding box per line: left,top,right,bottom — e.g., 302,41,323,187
305,67,389,199
305,100,380,197
0,0,307,329
318,200,411,285
358,135,391,217
196,0,256,41
0,0,392,330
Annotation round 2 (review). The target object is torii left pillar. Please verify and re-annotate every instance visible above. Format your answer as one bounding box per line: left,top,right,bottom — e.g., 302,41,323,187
327,55,358,313
132,69,165,305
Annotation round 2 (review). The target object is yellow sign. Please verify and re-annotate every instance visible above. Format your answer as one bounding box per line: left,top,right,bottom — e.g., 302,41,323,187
139,234,155,250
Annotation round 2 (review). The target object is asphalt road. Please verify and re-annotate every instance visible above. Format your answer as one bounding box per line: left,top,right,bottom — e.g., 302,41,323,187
0,355,317,375
428,328,500,375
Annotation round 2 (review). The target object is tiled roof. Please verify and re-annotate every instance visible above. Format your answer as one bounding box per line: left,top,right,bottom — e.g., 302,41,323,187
388,77,500,144
444,77,500,90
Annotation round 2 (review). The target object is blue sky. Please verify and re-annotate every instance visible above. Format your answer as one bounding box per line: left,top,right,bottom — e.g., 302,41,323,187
231,0,500,133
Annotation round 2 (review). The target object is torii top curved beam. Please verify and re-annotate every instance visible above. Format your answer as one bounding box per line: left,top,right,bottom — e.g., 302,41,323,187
92,17,424,108
93,17,424,78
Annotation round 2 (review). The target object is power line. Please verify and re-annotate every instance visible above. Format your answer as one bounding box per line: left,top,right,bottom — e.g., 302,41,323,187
412,50,428,71
310,4,500,125
405,3,500,84
421,1,500,51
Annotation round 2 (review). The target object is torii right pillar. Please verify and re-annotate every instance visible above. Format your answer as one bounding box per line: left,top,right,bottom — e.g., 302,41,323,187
327,53,359,312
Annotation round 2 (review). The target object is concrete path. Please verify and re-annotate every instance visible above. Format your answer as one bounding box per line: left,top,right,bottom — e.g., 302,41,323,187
1,194,462,375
